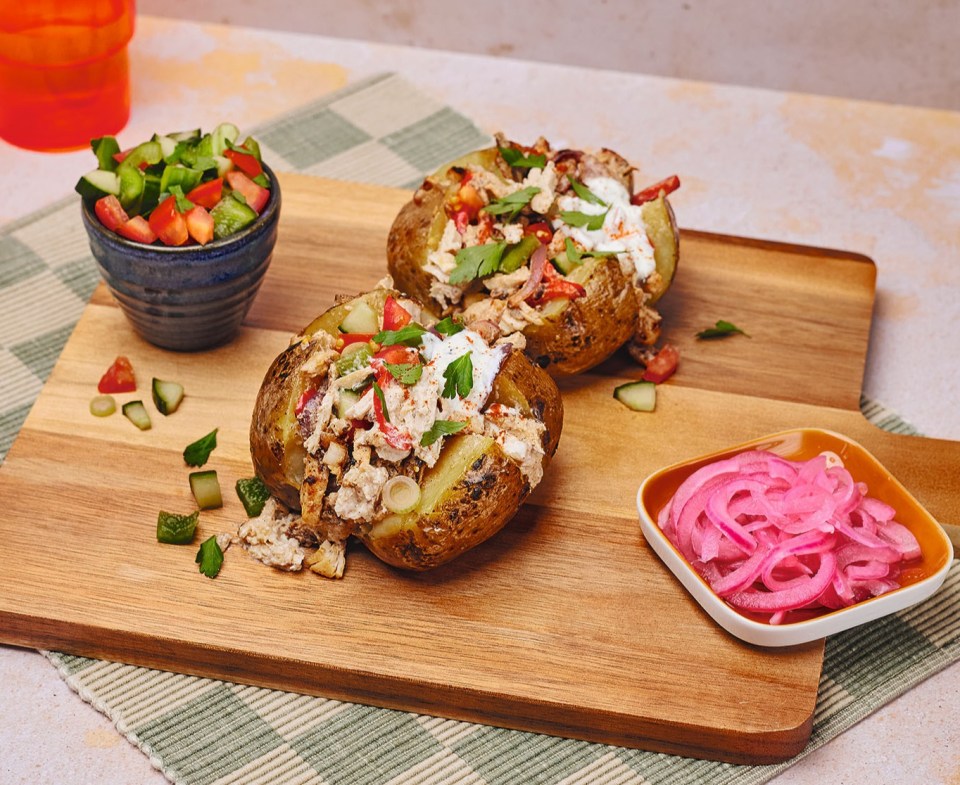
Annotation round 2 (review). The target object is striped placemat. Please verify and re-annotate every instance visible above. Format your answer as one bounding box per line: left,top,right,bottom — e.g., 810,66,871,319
2,72,957,785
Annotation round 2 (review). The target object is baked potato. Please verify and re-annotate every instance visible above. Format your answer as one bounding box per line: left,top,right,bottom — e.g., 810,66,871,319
386,135,680,376
249,284,563,575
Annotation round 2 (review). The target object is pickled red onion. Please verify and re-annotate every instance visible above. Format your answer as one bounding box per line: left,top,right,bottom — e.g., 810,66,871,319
657,450,922,624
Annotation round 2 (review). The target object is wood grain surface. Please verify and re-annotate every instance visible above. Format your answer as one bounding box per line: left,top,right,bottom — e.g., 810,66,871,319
1,173,958,764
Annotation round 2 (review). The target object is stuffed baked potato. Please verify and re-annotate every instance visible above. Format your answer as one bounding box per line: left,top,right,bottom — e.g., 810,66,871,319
249,284,563,575
387,135,680,376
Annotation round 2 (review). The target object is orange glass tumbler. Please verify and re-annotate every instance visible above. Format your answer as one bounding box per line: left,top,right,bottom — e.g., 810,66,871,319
0,0,134,152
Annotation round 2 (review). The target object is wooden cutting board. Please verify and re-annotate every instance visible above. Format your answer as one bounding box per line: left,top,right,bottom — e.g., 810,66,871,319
2,173,958,764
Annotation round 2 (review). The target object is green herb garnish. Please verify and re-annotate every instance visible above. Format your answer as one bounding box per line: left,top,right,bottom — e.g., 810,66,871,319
560,210,608,231
183,428,218,467
168,184,194,214
156,510,199,544
568,178,607,206
384,362,423,385
434,316,464,336
196,536,224,579
235,477,271,517
420,419,468,446
448,242,507,284
483,187,541,222
374,323,427,347
564,237,614,265
499,146,546,169
372,381,390,421
695,320,750,340
442,353,474,399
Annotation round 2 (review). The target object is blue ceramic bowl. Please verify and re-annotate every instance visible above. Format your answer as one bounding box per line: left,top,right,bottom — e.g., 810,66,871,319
81,163,281,352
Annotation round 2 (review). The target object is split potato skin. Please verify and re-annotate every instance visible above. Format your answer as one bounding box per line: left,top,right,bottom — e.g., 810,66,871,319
249,288,563,572
386,142,680,377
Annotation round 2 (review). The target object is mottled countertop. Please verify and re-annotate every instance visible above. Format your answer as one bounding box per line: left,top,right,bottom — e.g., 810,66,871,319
1,15,958,785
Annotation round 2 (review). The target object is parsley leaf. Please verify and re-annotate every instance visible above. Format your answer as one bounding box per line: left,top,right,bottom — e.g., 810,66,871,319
499,146,546,169
695,320,750,340
168,184,195,214
434,316,464,336
374,323,426,347
483,187,541,222
568,178,607,206
420,419,468,446
560,210,608,231
442,353,474,399
448,242,507,284
384,362,423,385
183,429,218,467
196,536,224,579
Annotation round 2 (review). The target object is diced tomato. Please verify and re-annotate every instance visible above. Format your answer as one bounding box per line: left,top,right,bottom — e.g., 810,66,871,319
184,205,214,246
524,221,554,245
185,177,223,209
224,148,263,178
148,195,189,247
453,209,470,234
225,171,269,214
631,174,681,206
116,216,158,244
527,263,586,306
339,333,376,348
295,387,317,415
373,345,419,365
98,356,136,394
382,296,412,331
95,195,129,232
371,383,412,450
642,344,680,384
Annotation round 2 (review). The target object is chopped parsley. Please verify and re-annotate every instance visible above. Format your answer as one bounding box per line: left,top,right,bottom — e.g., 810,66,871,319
499,146,546,169
482,186,541,222
183,428,218,467
196,536,224,579
568,178,607,206
374,323,426,347
434,316,464,336
442,353,474,399
384,362,423,385
560,210,608,231
448,242,506,284
695,320,750,340
420,419,468,446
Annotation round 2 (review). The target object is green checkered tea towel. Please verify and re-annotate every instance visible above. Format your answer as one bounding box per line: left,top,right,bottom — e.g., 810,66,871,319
2,73,958,785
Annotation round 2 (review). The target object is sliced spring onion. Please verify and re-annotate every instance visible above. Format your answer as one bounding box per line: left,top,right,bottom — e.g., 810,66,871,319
381,476,421,514
89,395,117,417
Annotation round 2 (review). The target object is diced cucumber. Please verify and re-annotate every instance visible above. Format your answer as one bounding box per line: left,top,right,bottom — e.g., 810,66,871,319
552,250,577,275
235,477,271,517
156,510,199,544
336,389,361,420
213,155,233,177
210,194,257,239
338,301,379,334
91,136,120,171
189,470,223,510
117,164,145,211
168,128,201,143
194,133,214,159
335,343,373,377
613,380,656,412
159,164,202,196
152,378,185,415
122,400,152,430
211,122,240,156
75,168,121,202
124,140,163,169
153,134,178,160
240,136,262,161
140,172,162,216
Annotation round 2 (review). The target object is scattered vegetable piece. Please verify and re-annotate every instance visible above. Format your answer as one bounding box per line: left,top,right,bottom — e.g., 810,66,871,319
381,296,412,331
449,242,507,284
381,476,422,514
183,429,218,467
196,536,224,578
420,419,467,447
631,174,681,205
157,510,199,544
98,356,136,393
613,380,656,412
433,317,464,336
121,400,152,430
658,450,922,624
89,395,116,417
696,320,750,340
499,146,546,169
235,477,271,517
152,378,185,415
374,323,426,347
642,344,680,384
189,470,223,510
